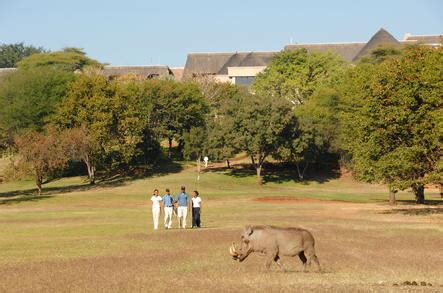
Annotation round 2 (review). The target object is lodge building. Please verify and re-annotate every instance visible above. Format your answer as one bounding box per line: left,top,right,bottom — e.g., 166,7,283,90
0,29,441,83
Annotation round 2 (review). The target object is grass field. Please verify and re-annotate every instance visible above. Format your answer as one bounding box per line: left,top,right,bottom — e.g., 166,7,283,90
0,160,442,292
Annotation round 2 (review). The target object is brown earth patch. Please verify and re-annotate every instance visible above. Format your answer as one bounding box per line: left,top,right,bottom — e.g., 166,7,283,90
254,196,340,204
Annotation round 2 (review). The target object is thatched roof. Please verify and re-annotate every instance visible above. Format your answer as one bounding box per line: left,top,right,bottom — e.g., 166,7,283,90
102,66,172,78
284,28,441,62
402,34,442,45
183,51,276,78
170,67,184,81
284,42,365,61
0,68,17,78
352,28,400,61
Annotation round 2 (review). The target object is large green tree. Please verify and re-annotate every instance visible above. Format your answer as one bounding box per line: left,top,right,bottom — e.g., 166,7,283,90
0,67,74,149
253,49,346,105
232,92,298,184
253,49,345,179
17,47,101,71
52,74,161,176
276,88,340,179
150,80,208,158
339,46,442,204
0,42,46,68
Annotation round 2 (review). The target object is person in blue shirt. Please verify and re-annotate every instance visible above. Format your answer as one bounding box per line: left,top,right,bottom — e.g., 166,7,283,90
176,186,190,229
162,188,174,229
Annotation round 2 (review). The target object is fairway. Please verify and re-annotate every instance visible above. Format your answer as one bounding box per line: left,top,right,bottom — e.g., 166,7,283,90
0,164,442,292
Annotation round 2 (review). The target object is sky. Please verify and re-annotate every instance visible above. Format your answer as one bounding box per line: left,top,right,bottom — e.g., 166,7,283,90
1,0,442,67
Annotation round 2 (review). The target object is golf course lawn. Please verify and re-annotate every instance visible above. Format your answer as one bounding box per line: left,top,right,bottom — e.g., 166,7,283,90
0,162,442,292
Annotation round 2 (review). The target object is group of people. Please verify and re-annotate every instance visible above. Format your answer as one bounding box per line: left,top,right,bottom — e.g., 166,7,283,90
150,186,202,230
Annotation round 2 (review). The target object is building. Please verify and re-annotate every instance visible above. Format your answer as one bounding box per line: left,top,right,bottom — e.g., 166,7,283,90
101,65,174,80
285,28,441,62
183,28,441,86
183,51,276,86
0,68,17,78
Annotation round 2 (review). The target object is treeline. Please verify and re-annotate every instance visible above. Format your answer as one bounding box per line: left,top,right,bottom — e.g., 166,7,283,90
0,43,441,204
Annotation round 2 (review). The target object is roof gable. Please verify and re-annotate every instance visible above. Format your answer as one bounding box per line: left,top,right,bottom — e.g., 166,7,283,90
284,43,365,61
353,28,400,61
184,51,277,77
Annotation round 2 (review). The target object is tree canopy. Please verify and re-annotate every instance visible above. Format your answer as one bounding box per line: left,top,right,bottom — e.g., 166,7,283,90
339,46,442,204
0,67,74,149
17,48,101,71
0,42,46,68
253,49,346,105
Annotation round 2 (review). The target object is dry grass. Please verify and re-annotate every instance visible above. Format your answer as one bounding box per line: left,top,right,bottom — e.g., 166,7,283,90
0,165,442,292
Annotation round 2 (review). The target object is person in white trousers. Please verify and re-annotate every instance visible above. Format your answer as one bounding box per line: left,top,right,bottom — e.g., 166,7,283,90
175,186,190,229
162,188,174,229
151,189,162,230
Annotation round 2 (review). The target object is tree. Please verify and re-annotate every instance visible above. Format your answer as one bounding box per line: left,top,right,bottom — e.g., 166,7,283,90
276,87,341,179
62,127,97,184
359,46,402,64
233,93,298,184
205,118,239,168
252,50,345,179
52,73,161,172
0,67,74,149
0,42,46,68
198,81,243,168
14,127,69,194
17,48,101,71
253,49,346,105
52,73,118,170
339,46,442,204
150,80,208,158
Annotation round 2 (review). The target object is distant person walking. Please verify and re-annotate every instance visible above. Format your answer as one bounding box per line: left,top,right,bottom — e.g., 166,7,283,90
151,189,162,230
176,186,190,229
191,190,202,228
162,188,174,229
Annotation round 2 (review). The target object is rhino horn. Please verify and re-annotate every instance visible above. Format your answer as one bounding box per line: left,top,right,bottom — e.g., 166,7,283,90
229,242,237,256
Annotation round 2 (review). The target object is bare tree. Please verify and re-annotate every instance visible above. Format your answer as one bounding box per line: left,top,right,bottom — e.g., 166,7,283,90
15,127,68,195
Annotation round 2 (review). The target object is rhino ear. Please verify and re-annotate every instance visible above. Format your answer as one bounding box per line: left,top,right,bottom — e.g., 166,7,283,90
245,225,253,235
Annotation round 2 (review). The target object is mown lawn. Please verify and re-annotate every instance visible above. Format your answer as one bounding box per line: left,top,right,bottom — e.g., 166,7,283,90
0,163,442,292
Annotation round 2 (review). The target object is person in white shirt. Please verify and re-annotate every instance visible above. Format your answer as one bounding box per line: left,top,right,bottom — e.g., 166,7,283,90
150,189,162,230
191,190,202,228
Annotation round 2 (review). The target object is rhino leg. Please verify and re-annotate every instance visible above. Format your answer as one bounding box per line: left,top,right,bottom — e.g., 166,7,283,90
274,255,286,272
265,249,278,271
304,247,321,272
298,251,308,271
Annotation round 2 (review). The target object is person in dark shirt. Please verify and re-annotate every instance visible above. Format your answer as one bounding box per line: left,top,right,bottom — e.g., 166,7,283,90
191,190,202,228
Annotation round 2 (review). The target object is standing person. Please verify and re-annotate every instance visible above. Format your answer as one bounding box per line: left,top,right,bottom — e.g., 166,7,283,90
150,189,162,230
162,188,174,229
191,190,202,228
176,186,190,229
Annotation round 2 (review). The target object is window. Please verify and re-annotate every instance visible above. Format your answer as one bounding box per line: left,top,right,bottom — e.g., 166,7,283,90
234,76,255,86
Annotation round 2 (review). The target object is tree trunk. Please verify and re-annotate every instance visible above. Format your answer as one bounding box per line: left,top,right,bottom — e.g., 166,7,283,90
197,156,201,180
88,165,96,185
295,161,309,180
256,165,263,185
168,137,173,158
84,156,96,185
388,185,396,205
226,159,231,169
412,183,425,204
36,174,42,196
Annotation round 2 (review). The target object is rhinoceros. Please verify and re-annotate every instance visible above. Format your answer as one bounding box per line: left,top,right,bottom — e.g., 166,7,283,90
229,225,321,272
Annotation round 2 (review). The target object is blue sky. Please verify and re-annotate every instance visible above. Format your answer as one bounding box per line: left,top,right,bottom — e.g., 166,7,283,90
1,0,442,66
